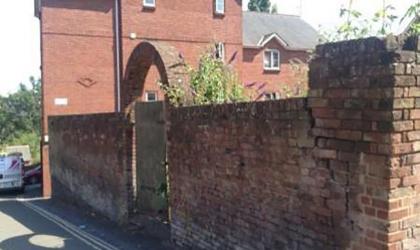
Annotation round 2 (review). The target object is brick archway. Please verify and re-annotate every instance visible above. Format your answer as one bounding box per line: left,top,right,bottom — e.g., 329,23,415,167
121,41,186,111
122,41,186,217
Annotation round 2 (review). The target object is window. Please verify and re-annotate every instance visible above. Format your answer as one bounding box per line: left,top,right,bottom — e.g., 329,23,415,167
265,92,279,100
264,49,280,71
214,0,225,14
143,0,155,8
145,91,158,102
215,42,225,61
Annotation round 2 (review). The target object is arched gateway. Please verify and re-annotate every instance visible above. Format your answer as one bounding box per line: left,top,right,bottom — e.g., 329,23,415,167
122,41,186,218
122,41,187,110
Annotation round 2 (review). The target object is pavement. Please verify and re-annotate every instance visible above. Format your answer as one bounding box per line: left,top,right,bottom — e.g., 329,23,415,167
0,185,173,250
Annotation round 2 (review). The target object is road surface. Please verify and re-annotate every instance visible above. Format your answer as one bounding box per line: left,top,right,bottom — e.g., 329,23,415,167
0,186,171,250
0,192,119,250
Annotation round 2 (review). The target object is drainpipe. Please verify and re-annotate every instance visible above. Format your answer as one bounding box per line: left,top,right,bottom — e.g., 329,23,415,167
114,0,122,112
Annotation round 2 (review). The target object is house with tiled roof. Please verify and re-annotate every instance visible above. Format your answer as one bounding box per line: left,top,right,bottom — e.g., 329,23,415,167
242,11,318,100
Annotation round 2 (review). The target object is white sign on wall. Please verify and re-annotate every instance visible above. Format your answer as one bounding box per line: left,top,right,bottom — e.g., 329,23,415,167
54,98,68,106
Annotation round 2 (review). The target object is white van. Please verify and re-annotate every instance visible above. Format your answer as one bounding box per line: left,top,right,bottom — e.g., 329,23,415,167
6,145,32,165
0,153,25,192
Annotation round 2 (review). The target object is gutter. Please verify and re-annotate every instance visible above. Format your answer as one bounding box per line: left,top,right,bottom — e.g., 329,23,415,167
114,0,122,112
243,44,314,52
34,0,41,18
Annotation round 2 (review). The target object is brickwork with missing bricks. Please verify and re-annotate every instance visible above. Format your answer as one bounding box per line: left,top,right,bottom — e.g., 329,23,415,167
168,35,420,250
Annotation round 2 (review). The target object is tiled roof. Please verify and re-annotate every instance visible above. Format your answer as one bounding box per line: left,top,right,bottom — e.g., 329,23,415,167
243,11,319,50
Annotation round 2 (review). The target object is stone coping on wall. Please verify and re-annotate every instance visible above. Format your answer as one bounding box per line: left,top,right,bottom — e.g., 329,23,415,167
49,112,127,121
315,35,419,58
169,98,308,122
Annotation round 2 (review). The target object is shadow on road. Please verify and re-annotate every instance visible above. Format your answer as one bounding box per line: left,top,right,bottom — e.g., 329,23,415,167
0,184,173,250
0,185,86,250
0,184,43,200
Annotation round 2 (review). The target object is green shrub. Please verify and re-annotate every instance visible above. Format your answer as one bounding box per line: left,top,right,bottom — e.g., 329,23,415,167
161,48,248,106
0,77,41,164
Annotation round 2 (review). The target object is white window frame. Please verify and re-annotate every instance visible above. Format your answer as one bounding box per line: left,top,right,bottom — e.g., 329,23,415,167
264,92,279,101
143,0,156,8
263,49,280,71
214,0,225,15
145,91,158,102
215,42,225,61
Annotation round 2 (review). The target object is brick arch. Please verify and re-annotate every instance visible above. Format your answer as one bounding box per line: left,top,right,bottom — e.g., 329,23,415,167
121,41,186,111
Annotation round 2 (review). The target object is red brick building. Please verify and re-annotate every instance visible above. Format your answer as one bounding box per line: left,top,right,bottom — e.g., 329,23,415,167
35,0,317,138
242,12,318,100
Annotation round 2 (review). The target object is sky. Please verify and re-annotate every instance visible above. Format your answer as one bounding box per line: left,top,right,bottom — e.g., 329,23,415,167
243,0,416,30
0,0,416,96
0,2,40,96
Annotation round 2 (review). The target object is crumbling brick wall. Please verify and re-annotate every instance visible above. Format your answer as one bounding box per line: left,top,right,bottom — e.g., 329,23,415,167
169,99,322,249
384,36,420,250
309,35,420,250
49,113,133,223
168,35,420,250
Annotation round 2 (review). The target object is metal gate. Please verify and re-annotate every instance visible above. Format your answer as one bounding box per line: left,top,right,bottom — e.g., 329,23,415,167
134,101,168,216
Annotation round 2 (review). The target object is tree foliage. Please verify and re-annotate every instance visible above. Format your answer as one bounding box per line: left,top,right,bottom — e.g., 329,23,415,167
320,0,419,42
248,0,272,13
270,4,278,14
401,2,420,35
0,77,41,163
188,53,246,105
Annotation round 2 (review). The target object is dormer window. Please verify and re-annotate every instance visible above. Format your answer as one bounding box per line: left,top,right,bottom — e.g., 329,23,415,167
214,0,225,15
143,0,155,8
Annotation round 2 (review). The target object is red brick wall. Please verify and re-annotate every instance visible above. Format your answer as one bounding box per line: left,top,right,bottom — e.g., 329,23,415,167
309,35,420,250
121,0,243,63
41,0,117,134
141,64,165,101
168,35,420,249
168,99,321,249
124,41,244,102
120,0,244,98
48,113,133,223
41,145,51,197
41,0,244,129
242,40,309,99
